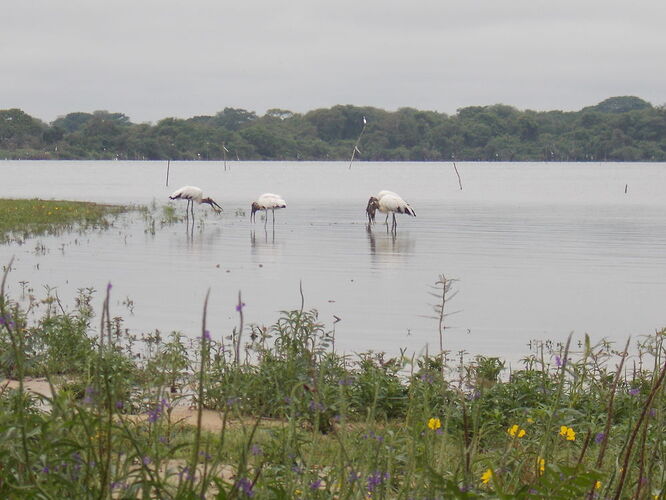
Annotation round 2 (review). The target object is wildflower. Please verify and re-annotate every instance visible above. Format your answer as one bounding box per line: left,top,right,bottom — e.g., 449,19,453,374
595,480,601,489
594,432,605,444
366,472,389,492
310,479,322,490
250,444,263,456
527,417,535,424
428,417,442,430
628,387,640,396
507,424,526,438
142,456,151,465
238,477,254,497
481,469,493,484
236,302,246,312
537,457,545,475
203,329,211,341
559,425,576,441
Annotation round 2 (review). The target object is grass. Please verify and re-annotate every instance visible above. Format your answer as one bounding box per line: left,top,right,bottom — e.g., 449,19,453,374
1,271,666,499
0,198,132,243
1,208,665,498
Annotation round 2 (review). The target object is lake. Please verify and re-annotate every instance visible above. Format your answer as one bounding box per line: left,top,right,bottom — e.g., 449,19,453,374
2,160,666,364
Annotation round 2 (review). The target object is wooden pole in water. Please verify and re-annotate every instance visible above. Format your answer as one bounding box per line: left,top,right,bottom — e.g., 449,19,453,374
348,116,367,170
165,160,171,187
453,161,463,190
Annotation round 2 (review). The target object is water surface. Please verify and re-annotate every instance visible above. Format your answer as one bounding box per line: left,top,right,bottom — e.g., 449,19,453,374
2,161,665,363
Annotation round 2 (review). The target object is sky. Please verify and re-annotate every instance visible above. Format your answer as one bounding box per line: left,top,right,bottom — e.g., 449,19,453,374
2,0,664,124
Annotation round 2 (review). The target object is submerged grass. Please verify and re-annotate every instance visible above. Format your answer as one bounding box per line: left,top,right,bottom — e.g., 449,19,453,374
1,265,666,499
0,198,132,243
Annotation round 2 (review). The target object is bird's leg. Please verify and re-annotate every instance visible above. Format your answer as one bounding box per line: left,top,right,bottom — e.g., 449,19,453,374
186,200,190,223
264,209,268,229
272,208,275,227
392,213,397,232
384,213,389,225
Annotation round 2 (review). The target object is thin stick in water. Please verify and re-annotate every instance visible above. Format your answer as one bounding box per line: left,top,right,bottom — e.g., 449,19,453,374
453,161,463,190
223,143,229,171
348,116,367,170
165,160,171,187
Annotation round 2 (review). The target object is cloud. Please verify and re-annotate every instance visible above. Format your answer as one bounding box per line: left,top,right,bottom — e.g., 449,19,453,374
2,0,664,123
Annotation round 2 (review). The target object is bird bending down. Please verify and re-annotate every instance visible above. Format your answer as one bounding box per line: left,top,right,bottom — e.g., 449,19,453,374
169,186,222,220
366,191,415,231
251,193,287,228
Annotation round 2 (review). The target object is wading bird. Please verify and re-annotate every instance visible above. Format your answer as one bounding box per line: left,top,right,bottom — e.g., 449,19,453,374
169,186,222,220
251,193,287,228
366,191,415,231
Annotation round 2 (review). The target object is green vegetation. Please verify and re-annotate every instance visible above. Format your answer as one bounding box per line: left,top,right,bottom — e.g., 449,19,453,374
2,268,666,498
1,96,665,162
0,199,131,244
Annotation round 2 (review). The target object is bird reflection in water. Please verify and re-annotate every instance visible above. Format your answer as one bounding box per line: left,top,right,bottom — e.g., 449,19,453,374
366,223,415,256
250,227,277,249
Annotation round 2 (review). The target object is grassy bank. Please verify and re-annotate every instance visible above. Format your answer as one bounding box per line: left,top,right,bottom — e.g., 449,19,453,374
1,269,665,499
0,198,132,243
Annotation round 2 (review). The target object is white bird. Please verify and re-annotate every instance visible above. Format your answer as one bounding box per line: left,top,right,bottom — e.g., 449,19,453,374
251,193,287,227
169,185,222,220
368,191,398,224
366,191,415,231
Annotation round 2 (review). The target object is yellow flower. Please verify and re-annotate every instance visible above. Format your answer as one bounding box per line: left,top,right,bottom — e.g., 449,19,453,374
507,424,526,438
559,425,576,441
527,417,535,424
595,480,601,489
428,417,441,430
538,457,545,475
481,469,493,484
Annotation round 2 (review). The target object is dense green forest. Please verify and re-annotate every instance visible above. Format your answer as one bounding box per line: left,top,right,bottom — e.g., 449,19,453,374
1,96,664,162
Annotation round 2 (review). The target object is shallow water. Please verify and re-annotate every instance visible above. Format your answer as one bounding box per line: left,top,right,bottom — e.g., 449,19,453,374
2,160,666,363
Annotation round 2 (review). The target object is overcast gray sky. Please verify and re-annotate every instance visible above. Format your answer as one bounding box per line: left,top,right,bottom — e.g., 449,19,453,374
2,0,664,124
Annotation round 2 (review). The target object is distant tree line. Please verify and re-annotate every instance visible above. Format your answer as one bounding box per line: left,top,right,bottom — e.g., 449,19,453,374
1,96,664,162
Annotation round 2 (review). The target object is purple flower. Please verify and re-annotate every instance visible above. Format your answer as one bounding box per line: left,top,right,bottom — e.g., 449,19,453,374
41,466,50,474
250,444,263,456
554,355,562,368
203,329,211,341
236,302,246,312
308,401,326,412
594,432,605,444
238,477,254,497
310,479,322,490
179,466,194,481
366,471,389,492
147,406,162,423
115,401,124,409
0,316,5,325
348,471,361,483
107,282,112,292
628,387,640,396
142,456,151,465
